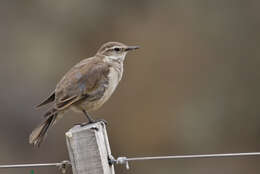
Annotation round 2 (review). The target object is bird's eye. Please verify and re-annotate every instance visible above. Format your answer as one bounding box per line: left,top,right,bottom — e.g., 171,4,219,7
114,47,120,52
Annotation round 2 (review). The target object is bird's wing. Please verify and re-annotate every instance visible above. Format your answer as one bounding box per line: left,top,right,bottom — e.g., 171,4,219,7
36,91,55,108
54,57,110,111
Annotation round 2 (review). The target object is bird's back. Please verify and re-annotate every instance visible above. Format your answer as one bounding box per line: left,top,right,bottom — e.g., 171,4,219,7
54,56,112,111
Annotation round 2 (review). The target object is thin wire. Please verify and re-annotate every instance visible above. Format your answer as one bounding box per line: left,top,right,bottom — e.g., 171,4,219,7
114,152,260,169
1,152,260,169
125,152,260,161
0,160,70,169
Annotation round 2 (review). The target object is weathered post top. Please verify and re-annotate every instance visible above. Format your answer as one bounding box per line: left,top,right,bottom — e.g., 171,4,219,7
66,122,114,174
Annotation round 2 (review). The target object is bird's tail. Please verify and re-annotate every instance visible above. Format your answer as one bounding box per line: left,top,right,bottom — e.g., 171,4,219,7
29,109,58,147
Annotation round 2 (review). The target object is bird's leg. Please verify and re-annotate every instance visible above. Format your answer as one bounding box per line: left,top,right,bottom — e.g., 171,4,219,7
77,110,94,127
80,110,108,126
82,109,95,123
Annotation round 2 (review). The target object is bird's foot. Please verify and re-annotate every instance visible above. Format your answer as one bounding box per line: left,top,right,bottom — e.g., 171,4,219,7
90,118,108,125
74,119,108,127
74,122,88,127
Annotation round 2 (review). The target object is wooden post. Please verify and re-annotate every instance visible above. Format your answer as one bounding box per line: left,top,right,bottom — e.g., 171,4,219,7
65,122,115,174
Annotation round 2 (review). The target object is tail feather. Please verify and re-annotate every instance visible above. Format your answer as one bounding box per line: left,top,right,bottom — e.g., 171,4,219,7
43,107,58,118
29,113,57,147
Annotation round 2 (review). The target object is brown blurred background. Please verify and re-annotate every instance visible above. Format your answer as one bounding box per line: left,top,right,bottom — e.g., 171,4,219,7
0,0,260,174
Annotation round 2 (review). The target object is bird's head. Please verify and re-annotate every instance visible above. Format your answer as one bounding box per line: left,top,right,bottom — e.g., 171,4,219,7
97,42,139,62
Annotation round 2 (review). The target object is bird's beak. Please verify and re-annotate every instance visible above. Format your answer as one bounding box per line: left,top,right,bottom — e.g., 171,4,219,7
125,46,140,51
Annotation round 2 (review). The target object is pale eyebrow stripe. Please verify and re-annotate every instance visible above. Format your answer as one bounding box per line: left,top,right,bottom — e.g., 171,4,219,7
105,46,119,52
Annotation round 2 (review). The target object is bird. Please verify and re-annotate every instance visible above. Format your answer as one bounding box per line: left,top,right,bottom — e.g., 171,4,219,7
29,42,139,147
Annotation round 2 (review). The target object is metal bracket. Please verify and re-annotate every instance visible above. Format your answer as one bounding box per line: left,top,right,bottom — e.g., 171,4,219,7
108,155,130,170
58,160,71,174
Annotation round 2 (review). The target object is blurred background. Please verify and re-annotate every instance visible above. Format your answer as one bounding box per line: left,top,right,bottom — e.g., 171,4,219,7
0,0,260,173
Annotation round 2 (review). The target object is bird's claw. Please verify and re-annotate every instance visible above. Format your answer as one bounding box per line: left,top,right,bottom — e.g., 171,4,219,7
93,119,108,125
74,119,108,127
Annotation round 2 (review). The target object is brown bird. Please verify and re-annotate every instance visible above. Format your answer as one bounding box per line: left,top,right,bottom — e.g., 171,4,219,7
29,42,139,147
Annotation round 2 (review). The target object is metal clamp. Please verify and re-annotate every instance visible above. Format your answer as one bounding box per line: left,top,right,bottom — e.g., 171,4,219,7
116,157,129,170
57,160,71,174
108,155,130,170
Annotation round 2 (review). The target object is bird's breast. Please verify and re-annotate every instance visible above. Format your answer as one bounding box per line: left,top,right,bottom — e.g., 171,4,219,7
84,65,123,111
100,66,122,103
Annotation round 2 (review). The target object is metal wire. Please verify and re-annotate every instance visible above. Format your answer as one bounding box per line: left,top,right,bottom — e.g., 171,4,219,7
114,152,260,169
0,160,70,169
1,152,260,170
126,152,260,161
